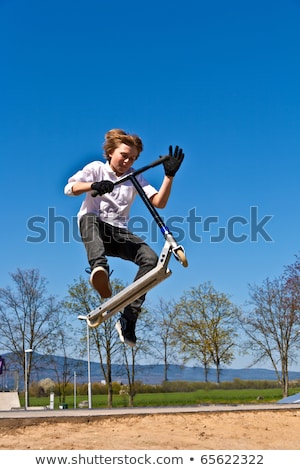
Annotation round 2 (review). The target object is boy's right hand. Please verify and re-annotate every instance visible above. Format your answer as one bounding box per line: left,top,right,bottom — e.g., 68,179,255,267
91,180,114,196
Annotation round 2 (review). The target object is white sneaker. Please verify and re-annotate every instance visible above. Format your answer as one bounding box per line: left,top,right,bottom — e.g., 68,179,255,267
89,267,112,298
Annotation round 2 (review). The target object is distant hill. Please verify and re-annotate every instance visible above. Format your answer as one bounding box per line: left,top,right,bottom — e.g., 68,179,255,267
3,352,300,387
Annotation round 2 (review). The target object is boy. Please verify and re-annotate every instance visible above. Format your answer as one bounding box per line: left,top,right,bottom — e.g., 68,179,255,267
64,129,184,346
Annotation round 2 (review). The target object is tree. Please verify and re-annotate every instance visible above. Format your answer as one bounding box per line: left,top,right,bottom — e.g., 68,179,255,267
63,275,125,407
44,329,82,404
152,297,181,382
172,282,238,382
0,268,63,405
239,256,300,397
118,309,154,405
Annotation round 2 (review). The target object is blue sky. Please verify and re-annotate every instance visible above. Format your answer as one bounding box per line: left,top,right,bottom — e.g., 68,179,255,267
1,0,300,368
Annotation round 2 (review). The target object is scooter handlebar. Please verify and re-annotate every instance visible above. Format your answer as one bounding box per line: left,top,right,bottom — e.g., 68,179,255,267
91,155,169,197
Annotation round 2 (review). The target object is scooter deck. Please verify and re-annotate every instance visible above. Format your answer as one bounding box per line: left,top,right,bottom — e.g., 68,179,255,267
86,261,172,328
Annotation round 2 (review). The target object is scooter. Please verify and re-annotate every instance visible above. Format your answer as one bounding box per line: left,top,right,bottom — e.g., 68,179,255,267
80,155,188,328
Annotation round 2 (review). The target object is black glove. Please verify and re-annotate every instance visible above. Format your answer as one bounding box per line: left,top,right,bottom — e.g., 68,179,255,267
91,180,114,196
161,145,184,177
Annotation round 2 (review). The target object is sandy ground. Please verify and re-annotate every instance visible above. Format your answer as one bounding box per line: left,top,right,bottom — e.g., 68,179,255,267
0,409,300,450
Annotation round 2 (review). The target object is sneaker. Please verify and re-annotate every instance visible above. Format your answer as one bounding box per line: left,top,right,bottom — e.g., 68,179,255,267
89,267,112,298
115,317,137,347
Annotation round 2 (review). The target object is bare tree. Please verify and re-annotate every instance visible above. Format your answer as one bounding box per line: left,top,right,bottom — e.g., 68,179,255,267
151,297,181,382
44,329,82,404
172,282,238,382
118,310,154,405
89,316,122,407
0,268,63,405
63,275,125,407
239,258,300,397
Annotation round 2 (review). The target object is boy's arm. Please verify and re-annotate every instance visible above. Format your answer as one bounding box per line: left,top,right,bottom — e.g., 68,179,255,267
150,176,174,208
64,180,113,197
65,181,94,196
150,145,185,208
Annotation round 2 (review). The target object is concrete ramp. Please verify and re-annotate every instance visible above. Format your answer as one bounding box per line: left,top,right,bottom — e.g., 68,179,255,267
0,392,20,410
277,392,300,404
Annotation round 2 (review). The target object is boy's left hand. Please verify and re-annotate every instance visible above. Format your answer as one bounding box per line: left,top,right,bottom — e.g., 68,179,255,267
161,145,184,177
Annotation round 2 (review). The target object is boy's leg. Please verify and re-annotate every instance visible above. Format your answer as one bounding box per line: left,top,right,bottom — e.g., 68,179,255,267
79,213,112,298
123,241,158,319
114,228,158,346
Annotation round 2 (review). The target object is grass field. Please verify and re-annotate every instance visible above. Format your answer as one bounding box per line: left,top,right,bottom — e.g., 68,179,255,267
21,386,300,409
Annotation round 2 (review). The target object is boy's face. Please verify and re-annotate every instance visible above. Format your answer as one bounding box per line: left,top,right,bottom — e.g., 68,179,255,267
109,143,138,176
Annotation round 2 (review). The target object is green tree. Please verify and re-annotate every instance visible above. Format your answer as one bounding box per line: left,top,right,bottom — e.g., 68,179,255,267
172,282,238,382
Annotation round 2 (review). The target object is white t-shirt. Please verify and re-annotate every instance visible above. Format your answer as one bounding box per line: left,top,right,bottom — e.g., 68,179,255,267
64,161,158,228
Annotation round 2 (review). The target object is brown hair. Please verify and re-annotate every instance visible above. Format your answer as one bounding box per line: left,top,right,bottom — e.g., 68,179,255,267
102,129,143,160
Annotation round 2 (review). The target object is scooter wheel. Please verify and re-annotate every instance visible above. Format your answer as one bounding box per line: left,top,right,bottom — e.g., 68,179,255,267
176,248,188,267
